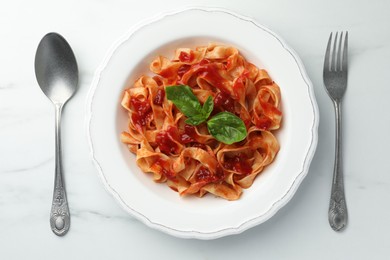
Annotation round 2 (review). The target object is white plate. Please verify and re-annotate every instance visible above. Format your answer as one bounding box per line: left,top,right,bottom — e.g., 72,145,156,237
86,7,319,239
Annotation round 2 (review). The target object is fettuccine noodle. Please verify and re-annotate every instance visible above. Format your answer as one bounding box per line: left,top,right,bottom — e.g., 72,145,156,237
120,44,282,200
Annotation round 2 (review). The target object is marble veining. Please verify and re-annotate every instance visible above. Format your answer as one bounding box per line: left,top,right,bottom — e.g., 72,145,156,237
1,157,53,174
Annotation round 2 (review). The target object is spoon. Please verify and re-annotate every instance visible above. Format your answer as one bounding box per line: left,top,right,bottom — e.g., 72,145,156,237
34,32,78,236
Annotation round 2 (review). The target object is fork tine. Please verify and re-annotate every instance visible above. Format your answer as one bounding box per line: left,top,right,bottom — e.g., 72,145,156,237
324,32,332,72
342,31,348,72
331,32,338,71
337,32,343,71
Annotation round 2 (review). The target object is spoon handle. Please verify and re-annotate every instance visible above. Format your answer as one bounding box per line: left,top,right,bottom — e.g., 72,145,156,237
50,104,70,236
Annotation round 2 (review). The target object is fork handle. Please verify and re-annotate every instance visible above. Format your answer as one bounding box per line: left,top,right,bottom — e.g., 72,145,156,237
328,100,348,231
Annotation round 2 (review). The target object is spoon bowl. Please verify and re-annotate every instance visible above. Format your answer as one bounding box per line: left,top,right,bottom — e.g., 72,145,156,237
35,33,78,104
34,32,78,236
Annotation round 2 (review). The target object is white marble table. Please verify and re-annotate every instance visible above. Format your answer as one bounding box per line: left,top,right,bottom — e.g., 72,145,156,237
1,0,389,259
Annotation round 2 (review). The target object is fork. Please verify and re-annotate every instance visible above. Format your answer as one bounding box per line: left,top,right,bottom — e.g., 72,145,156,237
323,31,348,231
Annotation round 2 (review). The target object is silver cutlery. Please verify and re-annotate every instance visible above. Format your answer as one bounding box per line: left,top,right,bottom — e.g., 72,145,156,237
323,31,348,231
34,33,79,236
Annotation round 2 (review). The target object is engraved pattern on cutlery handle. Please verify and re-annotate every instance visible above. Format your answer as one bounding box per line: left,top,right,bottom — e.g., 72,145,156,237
50,185,70,236
328,183,347,231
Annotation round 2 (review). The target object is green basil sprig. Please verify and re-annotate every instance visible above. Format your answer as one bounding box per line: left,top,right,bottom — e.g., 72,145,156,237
165,85,247,144
166,85,213,126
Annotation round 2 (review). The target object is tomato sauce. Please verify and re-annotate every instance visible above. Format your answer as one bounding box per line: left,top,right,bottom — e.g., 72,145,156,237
153,89,165,105
179,51,194,63
232,74,245,99
154,159,177,182
223,153,252,175
180,124,197,144
261,99,282,116
177,64,191,78
243,118,252,129
200,64,230,93
195,166,225,183
214,91,235,113
130,97,152,129
191,143,207,150
226,58,233,70
155,126,180,154
255,116,272,130
179,125,208,149
159,67,176,79
182,59,230,93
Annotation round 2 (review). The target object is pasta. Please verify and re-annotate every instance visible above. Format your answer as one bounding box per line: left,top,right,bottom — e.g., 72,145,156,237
120,43,282,200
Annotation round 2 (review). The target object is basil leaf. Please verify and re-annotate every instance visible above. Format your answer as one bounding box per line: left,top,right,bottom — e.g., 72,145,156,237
166,85,202,118
185,115,207,126
207,112,247,145
202,96,214,119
